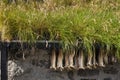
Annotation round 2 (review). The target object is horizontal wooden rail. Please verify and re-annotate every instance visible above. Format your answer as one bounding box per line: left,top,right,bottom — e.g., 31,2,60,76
0,40,62,49
0,40,61,43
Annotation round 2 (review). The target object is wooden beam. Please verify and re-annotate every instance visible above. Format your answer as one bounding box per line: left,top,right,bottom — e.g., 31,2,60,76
1,42,8,80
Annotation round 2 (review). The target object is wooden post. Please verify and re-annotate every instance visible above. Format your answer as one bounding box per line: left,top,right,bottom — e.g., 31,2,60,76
1,42,8,80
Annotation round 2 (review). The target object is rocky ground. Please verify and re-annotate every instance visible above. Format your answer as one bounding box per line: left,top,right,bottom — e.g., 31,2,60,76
1,49,120,80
